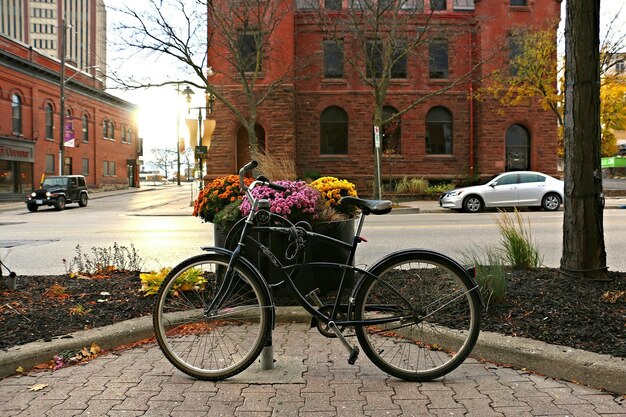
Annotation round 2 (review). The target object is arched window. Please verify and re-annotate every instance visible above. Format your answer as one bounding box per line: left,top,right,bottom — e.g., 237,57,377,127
382,106,401,154
45,103,54,139
425,106,453,154
12,94,22,134
109,121,115,140
127,128,133,144
505,124,530,171
103,119,108,138
320,106,348,155
122,126,127,143
82,114,89,143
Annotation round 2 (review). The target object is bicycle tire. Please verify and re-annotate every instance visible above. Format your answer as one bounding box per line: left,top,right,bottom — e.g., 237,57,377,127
354,250,481,381
153,253,272,380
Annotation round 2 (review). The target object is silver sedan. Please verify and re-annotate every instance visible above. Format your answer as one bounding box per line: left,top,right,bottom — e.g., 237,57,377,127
439,171,564,213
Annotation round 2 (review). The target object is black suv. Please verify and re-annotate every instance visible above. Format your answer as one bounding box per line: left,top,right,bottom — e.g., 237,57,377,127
25,175,89,212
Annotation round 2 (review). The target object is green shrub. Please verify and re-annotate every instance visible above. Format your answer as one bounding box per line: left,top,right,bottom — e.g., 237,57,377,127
495,209,543,270
139,267,206,296
395,177,429,194
427,183,455,194
459,245,507,308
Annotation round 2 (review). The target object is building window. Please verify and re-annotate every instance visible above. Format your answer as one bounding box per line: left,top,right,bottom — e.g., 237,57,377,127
508,31,527,76
82,158,89,175
366,40,407,79
11,94,22,134
320,106,348,155
325,0,341,10
127,128,133,144
615,60,625,73
505,124,530,171
45,154,55,173
82,114,89,143
382,106,401,154
238,32,261,73
109,121,115,140
110,161,116,176
425,106,453,154
296,0,320,9
324,40,344,78
429,39,449,79
453,0,474,11
103,119,108,138
431,0,446,10
122,126,127,143
45,103,54,139
510,0,527,6
391,42,407,78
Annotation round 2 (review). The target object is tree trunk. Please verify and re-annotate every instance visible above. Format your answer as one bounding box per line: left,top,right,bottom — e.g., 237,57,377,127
561,0,607,280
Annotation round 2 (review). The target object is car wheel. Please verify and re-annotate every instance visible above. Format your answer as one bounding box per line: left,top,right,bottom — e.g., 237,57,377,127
54,196,66,211
463,196,483,213
79,193,88,207
541,193,561,211
27,203,38,212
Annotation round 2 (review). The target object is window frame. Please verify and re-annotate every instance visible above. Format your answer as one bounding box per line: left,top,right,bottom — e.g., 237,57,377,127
82,114,89,143
238,31,263,73
320,106,349,155
429,39,449,79
11,94,22,134
323,39,344,78
425,106,453,155
45,103,54,139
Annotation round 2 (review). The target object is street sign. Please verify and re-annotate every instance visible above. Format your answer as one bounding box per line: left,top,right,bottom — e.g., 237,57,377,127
374,126,381,149
195,145,207,159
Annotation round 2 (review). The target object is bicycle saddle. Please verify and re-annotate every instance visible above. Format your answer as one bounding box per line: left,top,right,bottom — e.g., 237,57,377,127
339,196,392,215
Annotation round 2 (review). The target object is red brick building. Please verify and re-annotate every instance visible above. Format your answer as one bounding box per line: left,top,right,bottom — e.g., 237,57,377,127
0,36,140,201
206,0,561,194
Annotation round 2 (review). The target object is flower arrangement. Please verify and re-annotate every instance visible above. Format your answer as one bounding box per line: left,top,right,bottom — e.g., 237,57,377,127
193,175,253,223
193,173,359,230
310,176,358,217
240,180,322,223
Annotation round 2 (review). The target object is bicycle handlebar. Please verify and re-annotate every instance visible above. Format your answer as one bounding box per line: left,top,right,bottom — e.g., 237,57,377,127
239,161,289,192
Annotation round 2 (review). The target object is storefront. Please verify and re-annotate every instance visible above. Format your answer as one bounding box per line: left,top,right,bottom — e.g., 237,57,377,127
0,138,34,200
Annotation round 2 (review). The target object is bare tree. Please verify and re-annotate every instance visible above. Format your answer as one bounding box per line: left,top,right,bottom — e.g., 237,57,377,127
310,0,483,197
561,0,607,280
149,148,179,180
108,0,297,155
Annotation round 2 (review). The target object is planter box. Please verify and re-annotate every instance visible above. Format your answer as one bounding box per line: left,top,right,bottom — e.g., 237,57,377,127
214,218,355,300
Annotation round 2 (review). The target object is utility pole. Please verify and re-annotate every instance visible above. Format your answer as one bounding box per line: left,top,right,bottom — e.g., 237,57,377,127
59,18,67,175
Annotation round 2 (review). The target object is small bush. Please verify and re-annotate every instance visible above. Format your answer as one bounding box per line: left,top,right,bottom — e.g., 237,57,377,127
427,183,455,194
459,245,507,308
63,243,143,276
495,209,543,270
139,267,206,297
395,177,429,194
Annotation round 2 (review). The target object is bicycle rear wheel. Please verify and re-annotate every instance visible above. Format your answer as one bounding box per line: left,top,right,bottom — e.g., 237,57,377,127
354,250,481,381
153,253,271,380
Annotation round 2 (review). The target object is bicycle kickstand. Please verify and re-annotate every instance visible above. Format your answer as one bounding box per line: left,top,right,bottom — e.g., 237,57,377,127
308,290,359,365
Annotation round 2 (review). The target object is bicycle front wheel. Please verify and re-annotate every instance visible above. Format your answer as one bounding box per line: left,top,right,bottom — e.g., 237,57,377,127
153,253,271,380
354,250,481,381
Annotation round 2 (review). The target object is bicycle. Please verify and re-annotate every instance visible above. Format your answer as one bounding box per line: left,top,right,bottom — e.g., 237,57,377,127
153,161,482,382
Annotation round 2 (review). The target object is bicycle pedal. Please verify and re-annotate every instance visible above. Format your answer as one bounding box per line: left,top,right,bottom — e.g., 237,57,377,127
347,347,359,365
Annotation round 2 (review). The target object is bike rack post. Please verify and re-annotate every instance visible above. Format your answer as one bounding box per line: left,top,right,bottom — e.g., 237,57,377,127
257,199,274,370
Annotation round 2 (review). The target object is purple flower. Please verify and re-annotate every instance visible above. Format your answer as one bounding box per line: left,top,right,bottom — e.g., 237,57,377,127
240,181,321,222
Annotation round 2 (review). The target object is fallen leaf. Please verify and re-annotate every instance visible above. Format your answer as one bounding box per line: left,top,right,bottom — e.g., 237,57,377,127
29,383,48,391
90,343,102,355
15,366,24,373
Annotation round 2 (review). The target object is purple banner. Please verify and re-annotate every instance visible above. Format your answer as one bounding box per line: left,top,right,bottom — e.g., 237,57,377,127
64,118,75,147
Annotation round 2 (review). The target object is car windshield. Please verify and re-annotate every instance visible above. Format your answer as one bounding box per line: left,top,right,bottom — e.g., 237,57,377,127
42,178,68,187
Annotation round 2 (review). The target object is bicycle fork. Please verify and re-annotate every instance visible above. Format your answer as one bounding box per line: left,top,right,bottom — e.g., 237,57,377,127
307,290,360,365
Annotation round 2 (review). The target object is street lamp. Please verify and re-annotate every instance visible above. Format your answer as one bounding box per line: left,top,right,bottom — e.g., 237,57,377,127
182,86,216,190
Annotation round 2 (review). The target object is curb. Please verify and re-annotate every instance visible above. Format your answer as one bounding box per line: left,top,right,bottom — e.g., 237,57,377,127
1,307,624,394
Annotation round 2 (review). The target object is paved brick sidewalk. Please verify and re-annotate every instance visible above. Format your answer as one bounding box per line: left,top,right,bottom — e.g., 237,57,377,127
1,323,625,416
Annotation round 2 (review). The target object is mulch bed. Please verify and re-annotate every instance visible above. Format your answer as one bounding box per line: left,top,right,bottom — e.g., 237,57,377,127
1,269,624,357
